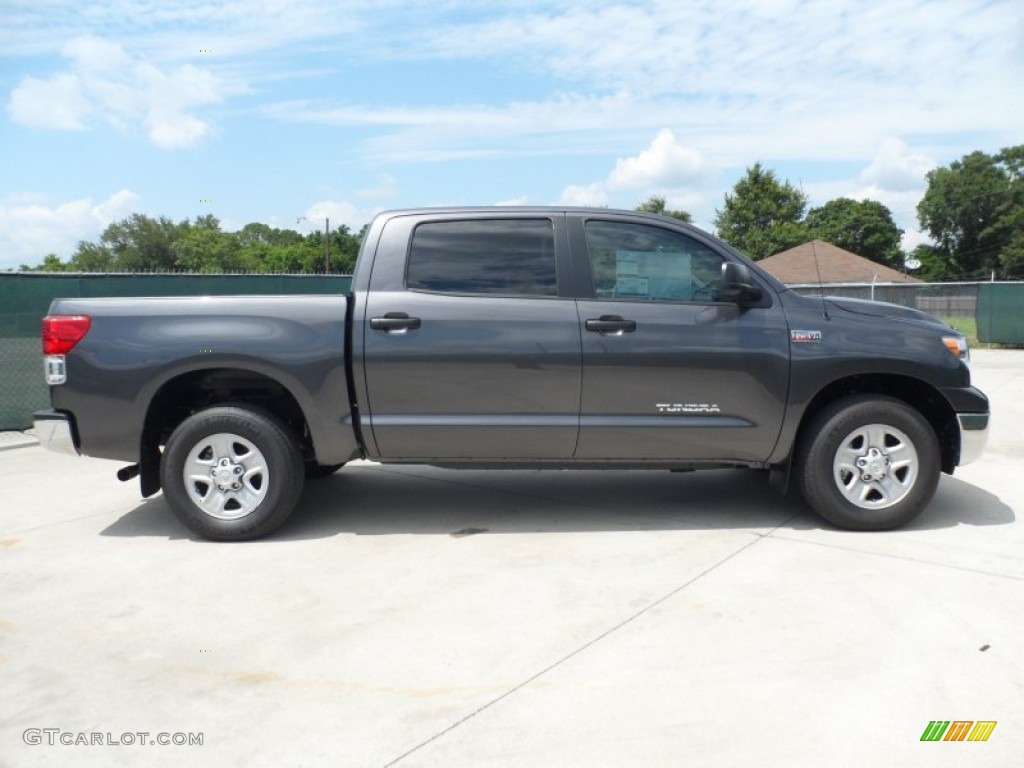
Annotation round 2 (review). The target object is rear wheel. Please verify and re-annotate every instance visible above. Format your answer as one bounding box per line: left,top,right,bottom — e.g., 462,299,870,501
161,406,305,541
796,395,940,530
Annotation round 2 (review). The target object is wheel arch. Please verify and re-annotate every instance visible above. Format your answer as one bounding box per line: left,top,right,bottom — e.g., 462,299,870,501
793,373,959,476
139,366,314,497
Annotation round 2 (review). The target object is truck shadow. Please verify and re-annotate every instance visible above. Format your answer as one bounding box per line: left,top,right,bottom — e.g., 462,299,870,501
101,466,1015,541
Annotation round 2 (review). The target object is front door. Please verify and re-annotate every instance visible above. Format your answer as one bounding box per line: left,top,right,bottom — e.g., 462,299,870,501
571,215,789,462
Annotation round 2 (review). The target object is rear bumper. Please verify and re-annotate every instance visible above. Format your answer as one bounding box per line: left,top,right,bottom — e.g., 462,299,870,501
33,410,80,457
957,412,989,466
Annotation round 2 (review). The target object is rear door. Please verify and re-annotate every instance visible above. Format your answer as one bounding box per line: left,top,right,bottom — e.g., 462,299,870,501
362,213,582,460
570,214,790,462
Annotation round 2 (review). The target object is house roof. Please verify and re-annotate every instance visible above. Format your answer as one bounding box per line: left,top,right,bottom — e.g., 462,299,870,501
757,240,920,284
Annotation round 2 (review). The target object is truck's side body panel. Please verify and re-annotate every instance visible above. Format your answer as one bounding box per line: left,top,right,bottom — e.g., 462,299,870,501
768,290,988,465
48,295,357,464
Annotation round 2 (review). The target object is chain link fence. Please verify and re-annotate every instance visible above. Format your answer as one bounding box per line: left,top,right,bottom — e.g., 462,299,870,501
789,281,978,313
789,281,1024,345
789,281,979,334
0,273,352,430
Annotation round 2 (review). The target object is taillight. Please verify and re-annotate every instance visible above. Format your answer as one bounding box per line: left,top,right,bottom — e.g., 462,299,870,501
42,315,92,355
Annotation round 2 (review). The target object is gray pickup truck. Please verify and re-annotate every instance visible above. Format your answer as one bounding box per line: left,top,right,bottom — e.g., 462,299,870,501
34,207,989,540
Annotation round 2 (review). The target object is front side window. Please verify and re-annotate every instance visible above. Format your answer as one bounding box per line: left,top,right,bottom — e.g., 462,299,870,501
407,219,557,296
584,220,725,303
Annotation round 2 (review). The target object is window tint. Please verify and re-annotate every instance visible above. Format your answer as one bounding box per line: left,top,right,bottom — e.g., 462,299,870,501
408,219,557,296
584,220,725,303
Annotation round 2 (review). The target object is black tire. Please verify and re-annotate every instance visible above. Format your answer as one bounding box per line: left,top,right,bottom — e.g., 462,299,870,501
304,462,345,479
160,406,305,541
796,395,940,531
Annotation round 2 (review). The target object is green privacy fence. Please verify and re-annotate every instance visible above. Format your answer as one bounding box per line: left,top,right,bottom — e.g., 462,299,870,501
0,273,352,430
977,282,1024,344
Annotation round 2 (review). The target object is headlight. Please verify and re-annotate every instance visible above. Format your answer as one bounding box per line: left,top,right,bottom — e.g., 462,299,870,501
942,334,969,363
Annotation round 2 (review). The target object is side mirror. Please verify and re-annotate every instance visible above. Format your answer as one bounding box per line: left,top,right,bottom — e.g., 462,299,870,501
720,262,763,305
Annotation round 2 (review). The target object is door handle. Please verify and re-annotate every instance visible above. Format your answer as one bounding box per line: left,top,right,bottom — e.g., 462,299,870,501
585,315,636,334
370,312,422,332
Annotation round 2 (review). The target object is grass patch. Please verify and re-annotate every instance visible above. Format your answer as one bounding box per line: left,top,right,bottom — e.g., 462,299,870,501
939,316,978,346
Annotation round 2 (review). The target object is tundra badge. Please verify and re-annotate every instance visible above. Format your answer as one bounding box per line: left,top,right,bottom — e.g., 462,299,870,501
657,403,721,414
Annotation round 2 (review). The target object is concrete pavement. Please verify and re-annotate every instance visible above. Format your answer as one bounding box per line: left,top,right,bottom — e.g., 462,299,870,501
1,349,1021,767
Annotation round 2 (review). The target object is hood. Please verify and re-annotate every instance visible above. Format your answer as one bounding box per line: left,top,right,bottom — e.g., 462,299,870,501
824,296,950,328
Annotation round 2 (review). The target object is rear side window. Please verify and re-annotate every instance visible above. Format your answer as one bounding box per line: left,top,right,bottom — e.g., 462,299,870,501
407,219,557,296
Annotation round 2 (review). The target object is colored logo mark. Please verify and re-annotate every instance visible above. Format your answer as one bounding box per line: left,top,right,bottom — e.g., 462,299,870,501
920,720,997,742
790,329,822,343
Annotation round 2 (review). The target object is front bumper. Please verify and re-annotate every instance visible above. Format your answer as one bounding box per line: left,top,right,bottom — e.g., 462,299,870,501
33,410,80,457
957,412,989,466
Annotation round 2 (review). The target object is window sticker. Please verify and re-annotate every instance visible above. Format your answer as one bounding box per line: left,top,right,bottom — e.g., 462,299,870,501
614,250,691,300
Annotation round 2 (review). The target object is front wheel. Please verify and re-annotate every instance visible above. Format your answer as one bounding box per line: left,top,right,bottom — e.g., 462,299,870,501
160,406,305,541
796,395,940,531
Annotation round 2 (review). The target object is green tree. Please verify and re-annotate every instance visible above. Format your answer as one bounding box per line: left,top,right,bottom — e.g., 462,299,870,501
328,224,362,273
68,241,114,271
172,216,244,272
984,145,1024,277
22,214,368,274
100,213,183,271
713,162,809,259
260,242,313,273
805,198,903,267
19,254,64,271
37,253,66,272
636,195,693,223
904,244,948,281
917,145,1024,278
237,222,275,249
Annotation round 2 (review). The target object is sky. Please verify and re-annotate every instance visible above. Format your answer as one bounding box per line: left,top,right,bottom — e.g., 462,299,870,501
1,0,1022,270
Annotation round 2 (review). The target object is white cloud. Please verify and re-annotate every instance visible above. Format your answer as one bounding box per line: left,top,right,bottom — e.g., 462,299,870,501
556,131,707,212
0,190,140,269
0,0,374,61
8,73,90,129
7,35,232,149
91,189,140,222
558,183,608,207
300,201,367,233
8,2,1022,164
263,1,1021,172
608,129,708,190
797,138,944,254
901,229,931,253
495,196,529,206
858,138,937,192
